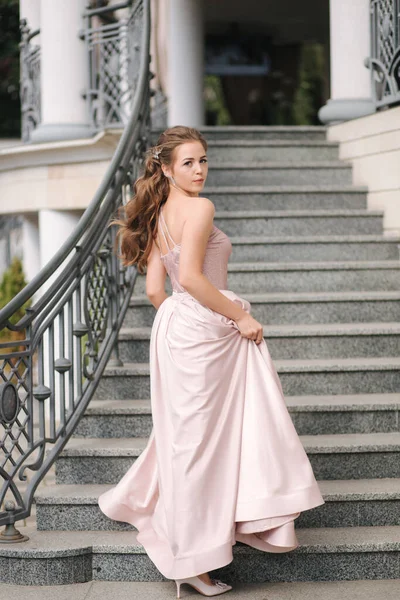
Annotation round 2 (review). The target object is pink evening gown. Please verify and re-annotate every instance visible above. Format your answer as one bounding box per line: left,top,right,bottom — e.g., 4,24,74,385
98,205,325,580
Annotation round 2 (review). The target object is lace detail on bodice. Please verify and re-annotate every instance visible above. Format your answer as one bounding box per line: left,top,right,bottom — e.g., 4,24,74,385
157,206,232,293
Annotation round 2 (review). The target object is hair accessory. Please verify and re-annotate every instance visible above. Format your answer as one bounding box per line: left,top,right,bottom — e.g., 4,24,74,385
153,148,161,159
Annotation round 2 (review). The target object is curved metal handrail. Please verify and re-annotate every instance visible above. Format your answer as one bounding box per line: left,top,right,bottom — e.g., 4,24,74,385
0,0,152,540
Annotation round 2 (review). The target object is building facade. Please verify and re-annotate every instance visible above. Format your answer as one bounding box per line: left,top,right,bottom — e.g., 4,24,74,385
0,0,400,282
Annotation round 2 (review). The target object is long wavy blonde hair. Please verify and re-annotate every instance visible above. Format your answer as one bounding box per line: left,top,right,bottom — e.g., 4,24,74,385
111,125,208,274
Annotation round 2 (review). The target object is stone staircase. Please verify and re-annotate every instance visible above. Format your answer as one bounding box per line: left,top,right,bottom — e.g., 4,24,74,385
2,126,400,589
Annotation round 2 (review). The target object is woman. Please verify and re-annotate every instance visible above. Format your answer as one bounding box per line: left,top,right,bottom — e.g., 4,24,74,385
98,125,325,597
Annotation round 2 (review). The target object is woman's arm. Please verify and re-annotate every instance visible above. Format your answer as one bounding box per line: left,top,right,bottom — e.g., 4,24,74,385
178,198,248,323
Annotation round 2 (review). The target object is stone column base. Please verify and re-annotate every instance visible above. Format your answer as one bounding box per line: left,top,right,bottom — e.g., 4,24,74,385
318,98,375,125
30,123,95,144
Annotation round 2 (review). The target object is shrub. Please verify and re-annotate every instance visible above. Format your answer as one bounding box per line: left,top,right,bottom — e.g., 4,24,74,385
292,42,325,125
0,256,31,349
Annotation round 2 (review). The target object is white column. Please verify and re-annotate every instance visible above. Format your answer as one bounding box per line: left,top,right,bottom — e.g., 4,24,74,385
20,0,40,40
30,0,93,143
38,208,82,310
168,0,204,127
22,214,40,283
319,0,375,124
38,209,81,272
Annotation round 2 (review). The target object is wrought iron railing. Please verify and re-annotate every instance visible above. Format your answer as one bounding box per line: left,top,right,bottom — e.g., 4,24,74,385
0,0,152,542
19,1,150,141
82,1,144,130
19,20,41,143
367,0,400,108
150,87,169,129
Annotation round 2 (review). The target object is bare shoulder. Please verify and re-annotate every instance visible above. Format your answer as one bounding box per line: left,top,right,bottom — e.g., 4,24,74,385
184,197,215,221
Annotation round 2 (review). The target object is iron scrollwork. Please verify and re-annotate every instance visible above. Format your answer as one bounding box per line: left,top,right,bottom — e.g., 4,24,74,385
366,0,400,108
0,382,20,425
19,0,159,141
0,0,152,541
82,0,144,130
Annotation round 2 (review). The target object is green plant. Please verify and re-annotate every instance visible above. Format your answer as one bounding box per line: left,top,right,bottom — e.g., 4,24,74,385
204,75,232,126
270,91,295,126
292,42,325,125
0,256,31,348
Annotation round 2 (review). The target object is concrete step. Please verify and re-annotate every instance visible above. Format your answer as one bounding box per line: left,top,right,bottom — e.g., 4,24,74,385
117,322,400,363
2,579,400,599
125,291,400,327
213,209,384,236
204,185,368,211
2,523,400,584
73,399,153,438
133,260,400,295
151,125,328,141
228,234,400,262
34,477,400,531
205,185,368,211
72,393,400,438
206,162,353,186
52,431,400,484
286,392,400,435
206,139,340,162
96,358,400,399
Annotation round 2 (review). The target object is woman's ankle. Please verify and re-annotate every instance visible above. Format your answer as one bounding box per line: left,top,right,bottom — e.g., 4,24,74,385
197,572,212,584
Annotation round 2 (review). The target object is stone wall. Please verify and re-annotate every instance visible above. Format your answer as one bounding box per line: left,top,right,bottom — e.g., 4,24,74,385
327,106,400,236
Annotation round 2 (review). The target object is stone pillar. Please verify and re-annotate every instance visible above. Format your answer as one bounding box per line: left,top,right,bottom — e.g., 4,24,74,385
30,0,93,143
319,0,375,124
38,209,82,272
21,214,40,283
168,0,204,127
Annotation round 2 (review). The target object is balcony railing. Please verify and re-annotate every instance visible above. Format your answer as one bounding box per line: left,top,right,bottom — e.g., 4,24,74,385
0,0,152,542
19,20,41,143
82,1,143,129
367,0,400,108
19,0,158,141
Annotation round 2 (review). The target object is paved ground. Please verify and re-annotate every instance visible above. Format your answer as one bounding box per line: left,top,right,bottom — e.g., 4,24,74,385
1,579,400,600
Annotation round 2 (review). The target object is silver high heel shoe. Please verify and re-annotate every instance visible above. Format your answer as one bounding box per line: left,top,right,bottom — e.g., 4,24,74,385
175,575,233,597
